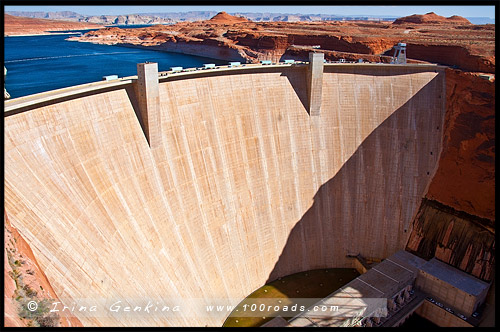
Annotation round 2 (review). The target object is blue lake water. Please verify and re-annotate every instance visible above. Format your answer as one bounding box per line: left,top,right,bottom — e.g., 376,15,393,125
4,28,227,99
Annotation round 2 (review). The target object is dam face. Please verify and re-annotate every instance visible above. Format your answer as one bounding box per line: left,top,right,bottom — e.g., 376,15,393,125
4,63,446,326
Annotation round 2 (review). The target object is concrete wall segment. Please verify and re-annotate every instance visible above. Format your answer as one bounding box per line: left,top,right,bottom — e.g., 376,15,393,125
4,64,446,326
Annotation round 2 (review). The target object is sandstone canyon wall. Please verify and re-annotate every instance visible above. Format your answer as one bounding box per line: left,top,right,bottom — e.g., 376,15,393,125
406,69,495,281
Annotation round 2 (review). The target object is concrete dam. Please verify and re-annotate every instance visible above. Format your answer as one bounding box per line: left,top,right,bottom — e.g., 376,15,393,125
4,56,446,326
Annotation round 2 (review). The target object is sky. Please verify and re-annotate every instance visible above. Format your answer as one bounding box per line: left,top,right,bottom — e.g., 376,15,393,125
4,5,496,19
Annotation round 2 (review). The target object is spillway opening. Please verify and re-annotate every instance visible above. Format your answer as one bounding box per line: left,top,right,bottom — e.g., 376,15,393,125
223,268,359,327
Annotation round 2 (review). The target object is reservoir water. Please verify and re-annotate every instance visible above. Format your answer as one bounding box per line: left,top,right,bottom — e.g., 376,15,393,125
4,28,227,99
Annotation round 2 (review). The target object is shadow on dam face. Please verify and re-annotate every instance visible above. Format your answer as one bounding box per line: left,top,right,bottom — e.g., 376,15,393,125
280,69,309,113
267,74,444,284
4,65,445,326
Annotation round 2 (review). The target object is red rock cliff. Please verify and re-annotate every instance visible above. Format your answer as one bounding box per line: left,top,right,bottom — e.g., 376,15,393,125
427,69,495,222
4,211,83,327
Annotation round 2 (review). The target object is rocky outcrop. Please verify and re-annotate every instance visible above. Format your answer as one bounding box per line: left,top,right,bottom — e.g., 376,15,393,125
68,12,494,72
208,11,249,24
4,14,103,36
402,44,494,73
393,12,471,25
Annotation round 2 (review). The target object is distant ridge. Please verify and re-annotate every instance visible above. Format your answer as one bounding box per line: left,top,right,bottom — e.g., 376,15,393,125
6,10,491,25
3,13,102,36
5,10,398,24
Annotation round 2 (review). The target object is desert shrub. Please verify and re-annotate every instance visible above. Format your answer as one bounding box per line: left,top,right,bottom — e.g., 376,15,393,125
22,285,37,297
17,298,60,327
18,298,51,320
36,313,60,327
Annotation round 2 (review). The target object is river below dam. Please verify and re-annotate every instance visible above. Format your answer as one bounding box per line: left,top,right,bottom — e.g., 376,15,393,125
4,28,226,99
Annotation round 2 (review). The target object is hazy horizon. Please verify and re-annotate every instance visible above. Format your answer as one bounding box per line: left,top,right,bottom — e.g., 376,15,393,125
4,5,496,19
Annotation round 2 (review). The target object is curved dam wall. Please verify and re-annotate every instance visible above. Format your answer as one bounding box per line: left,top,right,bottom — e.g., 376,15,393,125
4,64,445,326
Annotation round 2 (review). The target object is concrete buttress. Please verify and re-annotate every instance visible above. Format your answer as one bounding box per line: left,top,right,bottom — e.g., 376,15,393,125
307,52,324,116
135,62,162,148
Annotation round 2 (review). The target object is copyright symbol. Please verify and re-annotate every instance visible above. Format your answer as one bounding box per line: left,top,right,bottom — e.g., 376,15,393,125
27,300,38,312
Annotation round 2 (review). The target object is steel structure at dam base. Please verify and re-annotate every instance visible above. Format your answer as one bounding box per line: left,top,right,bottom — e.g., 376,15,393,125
279,250,489,327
